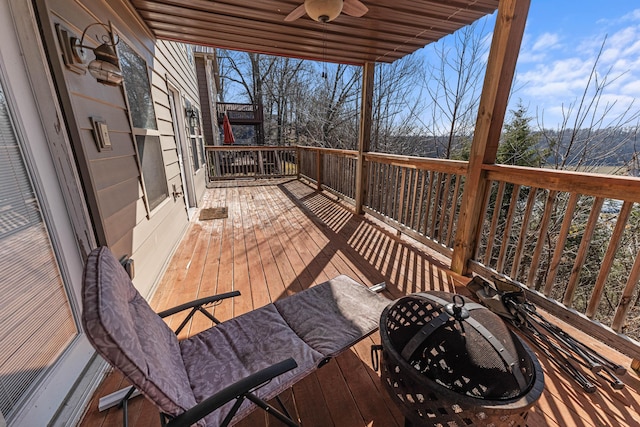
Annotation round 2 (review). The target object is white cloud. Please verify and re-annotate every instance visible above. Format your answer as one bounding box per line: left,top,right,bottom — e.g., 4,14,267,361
514,17,640,128
532,32,561,51
622,80,640,96
519,32,561,63
621,9,640,22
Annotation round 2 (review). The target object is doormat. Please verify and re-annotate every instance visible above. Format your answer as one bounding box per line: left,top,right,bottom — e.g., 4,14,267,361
199,207,228,220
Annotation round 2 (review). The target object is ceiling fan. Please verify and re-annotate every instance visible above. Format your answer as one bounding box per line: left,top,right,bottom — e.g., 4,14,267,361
285,0,369,23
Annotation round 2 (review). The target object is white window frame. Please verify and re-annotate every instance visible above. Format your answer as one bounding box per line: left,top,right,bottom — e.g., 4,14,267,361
117,37,169,216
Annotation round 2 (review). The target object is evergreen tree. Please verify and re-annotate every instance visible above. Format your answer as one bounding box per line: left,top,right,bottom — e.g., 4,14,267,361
498,102,546,167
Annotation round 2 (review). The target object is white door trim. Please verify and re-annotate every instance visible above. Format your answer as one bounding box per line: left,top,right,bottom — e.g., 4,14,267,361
1,0,97,424
167,82,197,213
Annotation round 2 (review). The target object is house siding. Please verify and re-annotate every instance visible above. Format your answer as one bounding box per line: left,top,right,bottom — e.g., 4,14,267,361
2,0,212,423
43,0,206,297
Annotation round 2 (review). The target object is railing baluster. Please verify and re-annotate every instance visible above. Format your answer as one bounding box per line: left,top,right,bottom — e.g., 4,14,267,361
367,161,375,210
527,190,557,289
423,171,434,237
392,166,400,221
415,170,426,233
440,174,453,242
544,192,579,297
496,184,520,272
510,187,538,281
407,169,420,229
446,175,462,248
386,164,392,218
430,172,442,238
484,181,506,266
398,168,407,224
611,246,640,332
379,163,386,216
472,180,493,262
586,200,634,318
563,197,605,307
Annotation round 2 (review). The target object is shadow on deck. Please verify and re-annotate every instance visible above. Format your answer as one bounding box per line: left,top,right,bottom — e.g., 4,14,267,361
79,178,640,427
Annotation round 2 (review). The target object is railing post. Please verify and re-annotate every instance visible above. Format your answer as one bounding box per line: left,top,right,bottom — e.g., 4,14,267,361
296,146,301,180
355,62,375,214
451,0,530,274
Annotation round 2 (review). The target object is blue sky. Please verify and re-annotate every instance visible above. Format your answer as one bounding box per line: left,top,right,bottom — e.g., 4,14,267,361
513,2,640,128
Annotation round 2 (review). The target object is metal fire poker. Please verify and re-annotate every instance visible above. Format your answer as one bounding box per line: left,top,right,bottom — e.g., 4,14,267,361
468,276,626,394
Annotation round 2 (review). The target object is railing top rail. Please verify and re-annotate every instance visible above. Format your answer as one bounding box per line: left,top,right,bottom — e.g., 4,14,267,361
484,164,640,201
216,103,258,111
205,145,296,151
296,146,358,158
365,152,468,175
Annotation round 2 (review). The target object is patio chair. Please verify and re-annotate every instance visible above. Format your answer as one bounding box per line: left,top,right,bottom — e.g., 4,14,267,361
82,246,390,427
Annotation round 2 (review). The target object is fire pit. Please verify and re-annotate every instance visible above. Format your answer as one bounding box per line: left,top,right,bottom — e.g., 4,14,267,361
374,292,544,427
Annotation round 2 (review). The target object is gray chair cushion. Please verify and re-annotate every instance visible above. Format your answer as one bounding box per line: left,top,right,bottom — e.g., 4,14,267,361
82,247,198,419
180,304,324,426
274,275,390,357
83,247,390,426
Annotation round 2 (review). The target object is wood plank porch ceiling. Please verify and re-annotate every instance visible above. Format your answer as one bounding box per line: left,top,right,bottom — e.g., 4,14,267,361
130,0,499,65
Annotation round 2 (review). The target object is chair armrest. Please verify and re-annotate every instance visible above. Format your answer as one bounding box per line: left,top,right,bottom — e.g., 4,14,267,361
157,291,241,318
165,358,298,427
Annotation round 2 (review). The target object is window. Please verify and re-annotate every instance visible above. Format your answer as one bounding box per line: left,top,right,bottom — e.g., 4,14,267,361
118,42,157,130
191,137,200,170
136,135,169,211
119,41,168,212
199,136,206,167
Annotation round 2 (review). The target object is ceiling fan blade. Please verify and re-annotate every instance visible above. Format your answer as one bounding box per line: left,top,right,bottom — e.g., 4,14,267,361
285,4,307,21
342,0,368,17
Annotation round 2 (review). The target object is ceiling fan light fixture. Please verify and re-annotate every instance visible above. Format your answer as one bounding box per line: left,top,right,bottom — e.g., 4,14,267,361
305,0,343,22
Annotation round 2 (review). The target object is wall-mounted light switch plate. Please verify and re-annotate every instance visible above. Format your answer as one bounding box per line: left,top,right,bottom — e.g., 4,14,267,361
91,117,112,151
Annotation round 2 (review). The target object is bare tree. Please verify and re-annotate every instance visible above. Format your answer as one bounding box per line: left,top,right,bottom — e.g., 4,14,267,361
299,63,361,149
538,38,640,171
262,56,309,145
421,20,491,159
370,55,425,154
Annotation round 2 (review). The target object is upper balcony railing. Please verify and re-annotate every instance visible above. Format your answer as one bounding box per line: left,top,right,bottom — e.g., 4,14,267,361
216,103,263,124
203,145,640,362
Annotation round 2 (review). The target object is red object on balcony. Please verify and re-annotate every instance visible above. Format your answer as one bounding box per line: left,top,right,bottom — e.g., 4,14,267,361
223,113,235,145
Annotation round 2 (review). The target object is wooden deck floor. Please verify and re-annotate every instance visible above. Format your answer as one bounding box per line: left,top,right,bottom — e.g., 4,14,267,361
79,179,640,427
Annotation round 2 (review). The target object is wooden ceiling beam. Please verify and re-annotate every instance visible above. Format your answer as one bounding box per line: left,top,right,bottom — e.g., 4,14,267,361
130,0,500,65
133,2,454,45
139,10,426,54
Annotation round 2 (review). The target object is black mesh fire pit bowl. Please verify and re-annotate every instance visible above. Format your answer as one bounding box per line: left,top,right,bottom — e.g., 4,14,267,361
376,292,544,427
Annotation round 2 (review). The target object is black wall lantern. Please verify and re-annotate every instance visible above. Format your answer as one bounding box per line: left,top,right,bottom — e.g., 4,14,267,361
186,106,199,134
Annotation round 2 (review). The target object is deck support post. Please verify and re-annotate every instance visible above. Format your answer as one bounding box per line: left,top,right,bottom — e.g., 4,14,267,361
355,62,374,214
451,0,530,274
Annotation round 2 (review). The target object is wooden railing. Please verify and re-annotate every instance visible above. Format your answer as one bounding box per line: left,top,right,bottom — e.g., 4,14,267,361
298,147,358,200
470,164,640,358
295,146,640,361
205,146,297,181
364,153,467,257
216,102,263,124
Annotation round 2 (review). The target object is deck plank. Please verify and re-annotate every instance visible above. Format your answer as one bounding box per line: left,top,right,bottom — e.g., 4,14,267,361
79,179,640,427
